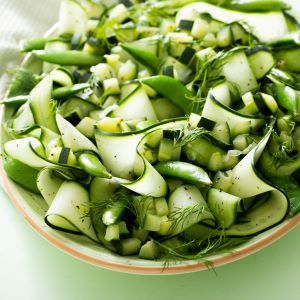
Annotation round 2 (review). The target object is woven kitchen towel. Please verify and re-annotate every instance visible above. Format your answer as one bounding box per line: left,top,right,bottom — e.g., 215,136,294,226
0,0,62,75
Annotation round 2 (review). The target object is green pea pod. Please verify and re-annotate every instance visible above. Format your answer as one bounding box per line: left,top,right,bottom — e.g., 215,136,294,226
33,50,102,66
102,200,127,225
1,83,91,106
271,83,298,113
224,0,289,12
3,155,40,194
52,83,90,99
0,95,29,106
120,43,161,73
142,75,195,114
78,152,112,179
154,161,212,185
267,68,295,86
20,37,71,52
20,37,49,52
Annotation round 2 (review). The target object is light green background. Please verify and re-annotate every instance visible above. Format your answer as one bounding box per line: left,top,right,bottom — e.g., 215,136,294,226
1,1,300,299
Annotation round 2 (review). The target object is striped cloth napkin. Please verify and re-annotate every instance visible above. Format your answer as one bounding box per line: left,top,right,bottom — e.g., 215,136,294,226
0,0,62,75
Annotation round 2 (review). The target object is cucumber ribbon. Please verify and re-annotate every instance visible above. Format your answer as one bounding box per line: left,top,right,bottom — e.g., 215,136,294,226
224,122,289,235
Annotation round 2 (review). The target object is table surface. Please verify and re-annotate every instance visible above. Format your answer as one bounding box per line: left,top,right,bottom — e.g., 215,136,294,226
1,0,300,299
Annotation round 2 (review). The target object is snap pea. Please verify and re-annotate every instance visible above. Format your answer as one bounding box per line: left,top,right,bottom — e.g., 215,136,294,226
223,0,289,12
0,95,29,106
3,155,40,194
268,83,298,113
52,83,90,99
33,50,102,66
267,68,295,86
77,152,112,179
154,161,212,185
19,37,48,52
120,43,161,73
1,83,91,106
102,200,128,226
20,37,71,52
142,75,194,114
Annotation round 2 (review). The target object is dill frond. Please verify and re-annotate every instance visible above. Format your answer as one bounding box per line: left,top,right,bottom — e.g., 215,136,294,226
8,68,39,97
175,127,211,147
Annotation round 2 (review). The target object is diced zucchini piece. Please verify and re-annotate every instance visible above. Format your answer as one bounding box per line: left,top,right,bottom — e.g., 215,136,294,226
211,122,231,145
104,224,120,241
217,25,233,48
90,63,115,81
233,134,252,151
76,117,96,139
240,92,259,115
201,33,217,48
132,227,149,244
139,240,159,260
143,214,162,232
103,78,121,95
154,197,169,216
207,188,241,228
119,238,142,256
151,98,182,120
96,117,122,132
189,113,202,128
118,221,130,236
213,170,233,192
222,50,257,95
158,138,181,161
48,147,77,166
230,22,250,45
118,60,138,82
247,47,275,79
231,120,251,137
191,18,209,39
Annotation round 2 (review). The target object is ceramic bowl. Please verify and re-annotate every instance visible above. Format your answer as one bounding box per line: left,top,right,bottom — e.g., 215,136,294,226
1,25,300,276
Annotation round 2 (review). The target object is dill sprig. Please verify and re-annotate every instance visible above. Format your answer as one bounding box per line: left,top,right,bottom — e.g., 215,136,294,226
169,204,210,233
270,131,296,169
159,230,250,270
175,127,211,147
8,68,39,97
130,195,154,228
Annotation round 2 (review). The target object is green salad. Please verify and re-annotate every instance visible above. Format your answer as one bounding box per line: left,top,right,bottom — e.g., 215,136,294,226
2,0,300,262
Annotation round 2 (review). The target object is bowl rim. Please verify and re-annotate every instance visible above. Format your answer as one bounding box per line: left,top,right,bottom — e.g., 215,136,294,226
1,23,300,276
1,159,300,275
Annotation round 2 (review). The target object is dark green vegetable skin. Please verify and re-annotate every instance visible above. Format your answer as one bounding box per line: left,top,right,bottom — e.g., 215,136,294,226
269,83,299,113
3,155,40,194
77,152,112,179
120,43,161,72
142,75,195,114
223,0,289,12
33,50,102,66
1,83,91,106
154,161,212,185
102,200,127,225
20,37,72,52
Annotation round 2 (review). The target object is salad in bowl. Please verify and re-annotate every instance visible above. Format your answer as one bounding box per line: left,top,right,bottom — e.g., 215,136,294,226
1,0,300,274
